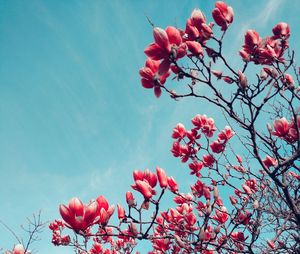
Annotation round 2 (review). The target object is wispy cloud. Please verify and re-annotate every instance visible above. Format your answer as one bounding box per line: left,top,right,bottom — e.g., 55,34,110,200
235,0,284,45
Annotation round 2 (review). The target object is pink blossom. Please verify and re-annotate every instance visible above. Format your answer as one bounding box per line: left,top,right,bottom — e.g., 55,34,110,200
212,1,234,31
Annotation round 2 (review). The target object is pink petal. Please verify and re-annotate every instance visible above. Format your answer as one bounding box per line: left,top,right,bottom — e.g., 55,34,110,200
166,26,182,45
144,43,165,60
154,86,162,98
158,59,170,76
153,27,169,50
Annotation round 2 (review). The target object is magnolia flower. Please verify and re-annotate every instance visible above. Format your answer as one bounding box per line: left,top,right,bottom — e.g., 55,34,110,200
59,197,98,231
272,22,290,38
96,195,115,225
212,1,234,31
144,26,186,75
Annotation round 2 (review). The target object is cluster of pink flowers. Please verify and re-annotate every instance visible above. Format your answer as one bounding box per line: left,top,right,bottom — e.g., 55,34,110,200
49,220,70,246
139,1,234,97
240,22,290,65
171,114,234,174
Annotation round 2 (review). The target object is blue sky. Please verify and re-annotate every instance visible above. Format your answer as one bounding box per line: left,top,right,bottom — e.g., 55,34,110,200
0,0,299,253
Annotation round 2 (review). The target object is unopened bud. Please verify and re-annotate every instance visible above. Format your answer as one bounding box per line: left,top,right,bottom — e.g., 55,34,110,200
253,200,259,209
267,123,272,133
238,70,248,90
174,234,186,248
206,205,212,215
213,186,219,199
271,68,279,78
199,228,206,240
214,225,221,234
260,69,268,80
206,199,211,207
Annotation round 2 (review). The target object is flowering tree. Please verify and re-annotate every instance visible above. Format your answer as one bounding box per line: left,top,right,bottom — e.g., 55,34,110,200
43,1,300,253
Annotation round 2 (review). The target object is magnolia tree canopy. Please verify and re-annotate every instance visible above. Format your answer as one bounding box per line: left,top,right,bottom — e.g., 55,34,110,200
5,1,300,254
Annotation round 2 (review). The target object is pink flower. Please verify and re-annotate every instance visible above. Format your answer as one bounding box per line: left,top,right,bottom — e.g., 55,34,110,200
210,140,225,153
185,9,212,42
240,27,289,65
172,123,186,139
272,117,289,137
218,126,235,141
282,74,295,88
144,26,186,74
201,117,217,137
263,156,277,168
272,22,290,39
133,169,157,188
59,197,98,231
8,244,27,254
244,30,261,48
186,41,203,56
191,8,206,26
212,1,234,31
134,180,154,199
171,141,181,157
213,206,228,224
152,238,171,252
202,154,215,167
96,195,115,225
132,169,157,199
167,176,178,192
189,160,203,176
90,242,102,254
289,171,300,181
231,232,246,242
191,114,208,129
139,58,170,98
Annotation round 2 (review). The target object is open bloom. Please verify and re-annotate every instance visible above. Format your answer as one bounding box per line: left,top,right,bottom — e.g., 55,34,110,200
59,197,98,231
282,74,295,88
172,123,187,139
212,1,234,31
210,140,225,153
96,195,115,225
132,169,157,199
144,26,186,75
231,232,246,242
272,117,289,137
263,156,277,168
186,41,203,56
5,244,30,254
139,58,170,97
167,176,178,192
